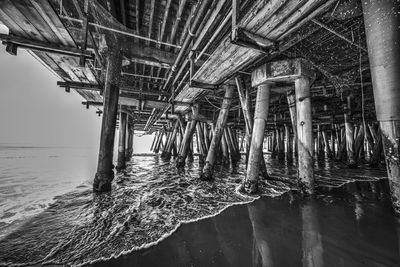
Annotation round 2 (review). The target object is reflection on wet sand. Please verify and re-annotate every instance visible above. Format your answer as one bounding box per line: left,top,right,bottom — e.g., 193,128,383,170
248,204,273,267
301,200,323,267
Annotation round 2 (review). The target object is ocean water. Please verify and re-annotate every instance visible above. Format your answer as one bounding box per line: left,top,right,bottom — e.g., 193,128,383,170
0,146,390,266
0,144,97,239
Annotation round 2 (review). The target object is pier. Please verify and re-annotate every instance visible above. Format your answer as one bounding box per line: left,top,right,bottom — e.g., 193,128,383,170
0,0,399,216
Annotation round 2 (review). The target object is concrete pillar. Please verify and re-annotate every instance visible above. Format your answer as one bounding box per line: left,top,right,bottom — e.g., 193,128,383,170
117,112,127,170
221,129,230,165
287,90,298,156
150,131,158,152
322,130,333,159
93,49,122,192
243,84,271,193
363,0,400,214
163,120,179,159
200,86,234,180
354,124,365,162
344,110,357,168
196,121,207,162
295,76,314,195
128,126,134,158
236,76,269,172
154,127,165,153
176,105,199,167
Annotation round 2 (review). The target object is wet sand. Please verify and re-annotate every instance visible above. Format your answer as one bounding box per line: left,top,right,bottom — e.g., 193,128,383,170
91,179,400,267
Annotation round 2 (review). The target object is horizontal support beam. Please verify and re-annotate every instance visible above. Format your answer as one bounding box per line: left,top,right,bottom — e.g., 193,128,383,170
231,27,276,53
58,81,170,96
0,34,93,59
126,57,170,69
83,98,191,109
121,72,167,81
189,80,218,91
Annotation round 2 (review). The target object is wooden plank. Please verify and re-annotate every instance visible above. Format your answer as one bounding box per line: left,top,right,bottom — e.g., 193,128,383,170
169,0,187,43
0,0,47,41
29,0,72,46
0,9,30,38
240,0,289,31
34,51,72,81
13,0,60,43
50,54,81,81
267,0,326,39
147,0,155,45
159,0,172,46
257,0,308,36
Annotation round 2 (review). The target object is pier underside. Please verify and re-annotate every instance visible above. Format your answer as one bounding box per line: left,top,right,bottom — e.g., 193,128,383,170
1,0,400,213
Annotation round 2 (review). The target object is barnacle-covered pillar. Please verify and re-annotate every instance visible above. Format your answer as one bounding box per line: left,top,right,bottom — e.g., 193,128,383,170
200,86,233,180
117,112,127,170
93,48,122,192
363,0,400,214
243,83,271,193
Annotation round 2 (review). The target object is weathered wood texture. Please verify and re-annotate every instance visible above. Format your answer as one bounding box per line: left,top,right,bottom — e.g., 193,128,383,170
93,50,122,192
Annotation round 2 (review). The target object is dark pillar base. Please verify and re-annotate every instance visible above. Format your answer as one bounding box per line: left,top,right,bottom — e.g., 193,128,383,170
199,165,213,181
176,156,185,168
243,180,259,194
93,171,114,192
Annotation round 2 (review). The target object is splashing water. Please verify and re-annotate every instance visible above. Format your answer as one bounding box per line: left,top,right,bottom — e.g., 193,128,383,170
0,154,387,266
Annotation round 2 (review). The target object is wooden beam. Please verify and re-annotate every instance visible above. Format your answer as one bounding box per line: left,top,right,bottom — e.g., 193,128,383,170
148,0,156,45
0,33,93,59
127,57,170,69
169,0,187,44
84,98,190,109
159,0,172,48
312,19,367,52
231,27,276,53
135,0,140,34
232,0,239,37
121,72,167,81
123,42,176,66
119,0,127,26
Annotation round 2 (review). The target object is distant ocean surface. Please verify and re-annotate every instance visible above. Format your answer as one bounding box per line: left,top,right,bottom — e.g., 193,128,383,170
0,144,97,239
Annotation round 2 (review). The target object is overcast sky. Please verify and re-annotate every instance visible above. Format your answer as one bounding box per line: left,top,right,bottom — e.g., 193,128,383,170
0,47,104,148
0,31,154,152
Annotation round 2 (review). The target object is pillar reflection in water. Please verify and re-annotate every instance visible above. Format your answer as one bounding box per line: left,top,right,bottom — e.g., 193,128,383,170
248,205,273,267
301,200,323,267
